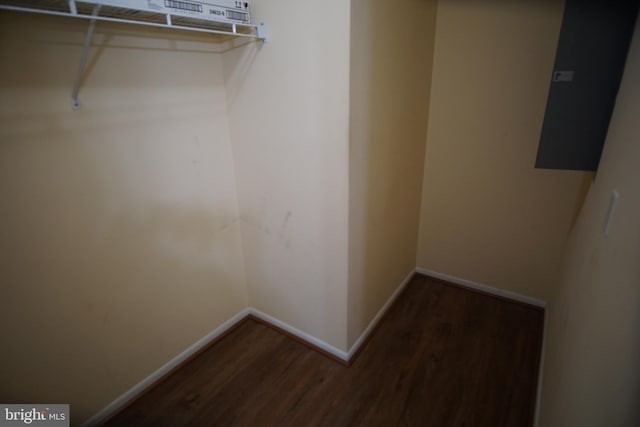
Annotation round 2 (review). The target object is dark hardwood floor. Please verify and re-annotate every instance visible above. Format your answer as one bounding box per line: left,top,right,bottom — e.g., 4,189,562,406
105,275,544,427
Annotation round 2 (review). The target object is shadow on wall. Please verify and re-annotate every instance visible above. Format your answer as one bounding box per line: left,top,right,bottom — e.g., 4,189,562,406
348,0,437,347
223,39,261,108
539,13,640,425
567,172,594,232
0,12,246,424
220,0,352,351
0,198,243,422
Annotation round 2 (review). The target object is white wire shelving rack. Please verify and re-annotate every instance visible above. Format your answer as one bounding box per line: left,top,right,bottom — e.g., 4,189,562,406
0,0,267,109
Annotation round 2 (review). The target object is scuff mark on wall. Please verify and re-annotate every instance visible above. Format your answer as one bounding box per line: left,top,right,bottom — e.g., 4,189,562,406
278,210,292,249
238,210,292,249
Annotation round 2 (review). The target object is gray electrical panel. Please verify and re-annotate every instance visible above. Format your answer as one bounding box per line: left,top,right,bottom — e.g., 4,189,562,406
536,0,638,171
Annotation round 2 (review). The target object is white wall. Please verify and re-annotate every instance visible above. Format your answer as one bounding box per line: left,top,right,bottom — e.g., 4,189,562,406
417,0,590,301
348,0,438,347
539,14,640,427
223,0,351,351
0,14,247,424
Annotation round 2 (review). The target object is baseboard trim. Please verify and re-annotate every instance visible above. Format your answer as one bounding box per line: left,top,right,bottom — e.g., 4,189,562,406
81,307,251,427
416,267,547,425
248,308,349,364
415,267,547,309
88,267,547,426
347,268,415,361
84,305,355,425
533,308,548,427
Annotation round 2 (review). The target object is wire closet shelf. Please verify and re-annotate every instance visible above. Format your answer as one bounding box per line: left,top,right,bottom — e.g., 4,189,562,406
0,0,267,109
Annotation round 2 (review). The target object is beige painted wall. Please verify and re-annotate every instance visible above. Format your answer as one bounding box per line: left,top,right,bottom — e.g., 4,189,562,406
347,0,438,347
539,15,640,427
0,14,247,424
223,0,351,351
416,0,590,301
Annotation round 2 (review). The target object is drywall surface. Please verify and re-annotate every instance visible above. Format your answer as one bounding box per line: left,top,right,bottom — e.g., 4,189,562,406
539,15,640,427
223,0,351,351
416,0,590,300
347,0,438,347
0,14,247,424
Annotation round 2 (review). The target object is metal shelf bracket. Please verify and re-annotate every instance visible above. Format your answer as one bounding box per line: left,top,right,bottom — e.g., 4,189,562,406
257,22,267,42
71,3,100,110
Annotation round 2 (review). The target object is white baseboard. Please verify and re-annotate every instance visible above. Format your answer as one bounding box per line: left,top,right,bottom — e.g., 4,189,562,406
347,268,415,360
81,307,251,427
249,268,415,362
533,308,548,427
86,267,546,426
84,269,419,425
415,267,546,308
248,308,349,362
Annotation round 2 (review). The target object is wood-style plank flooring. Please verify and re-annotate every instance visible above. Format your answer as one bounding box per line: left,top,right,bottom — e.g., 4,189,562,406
105,275,544,426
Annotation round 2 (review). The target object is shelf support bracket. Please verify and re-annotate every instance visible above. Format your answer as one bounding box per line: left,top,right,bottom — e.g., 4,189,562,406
257,22,267,42
71,4,101,110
